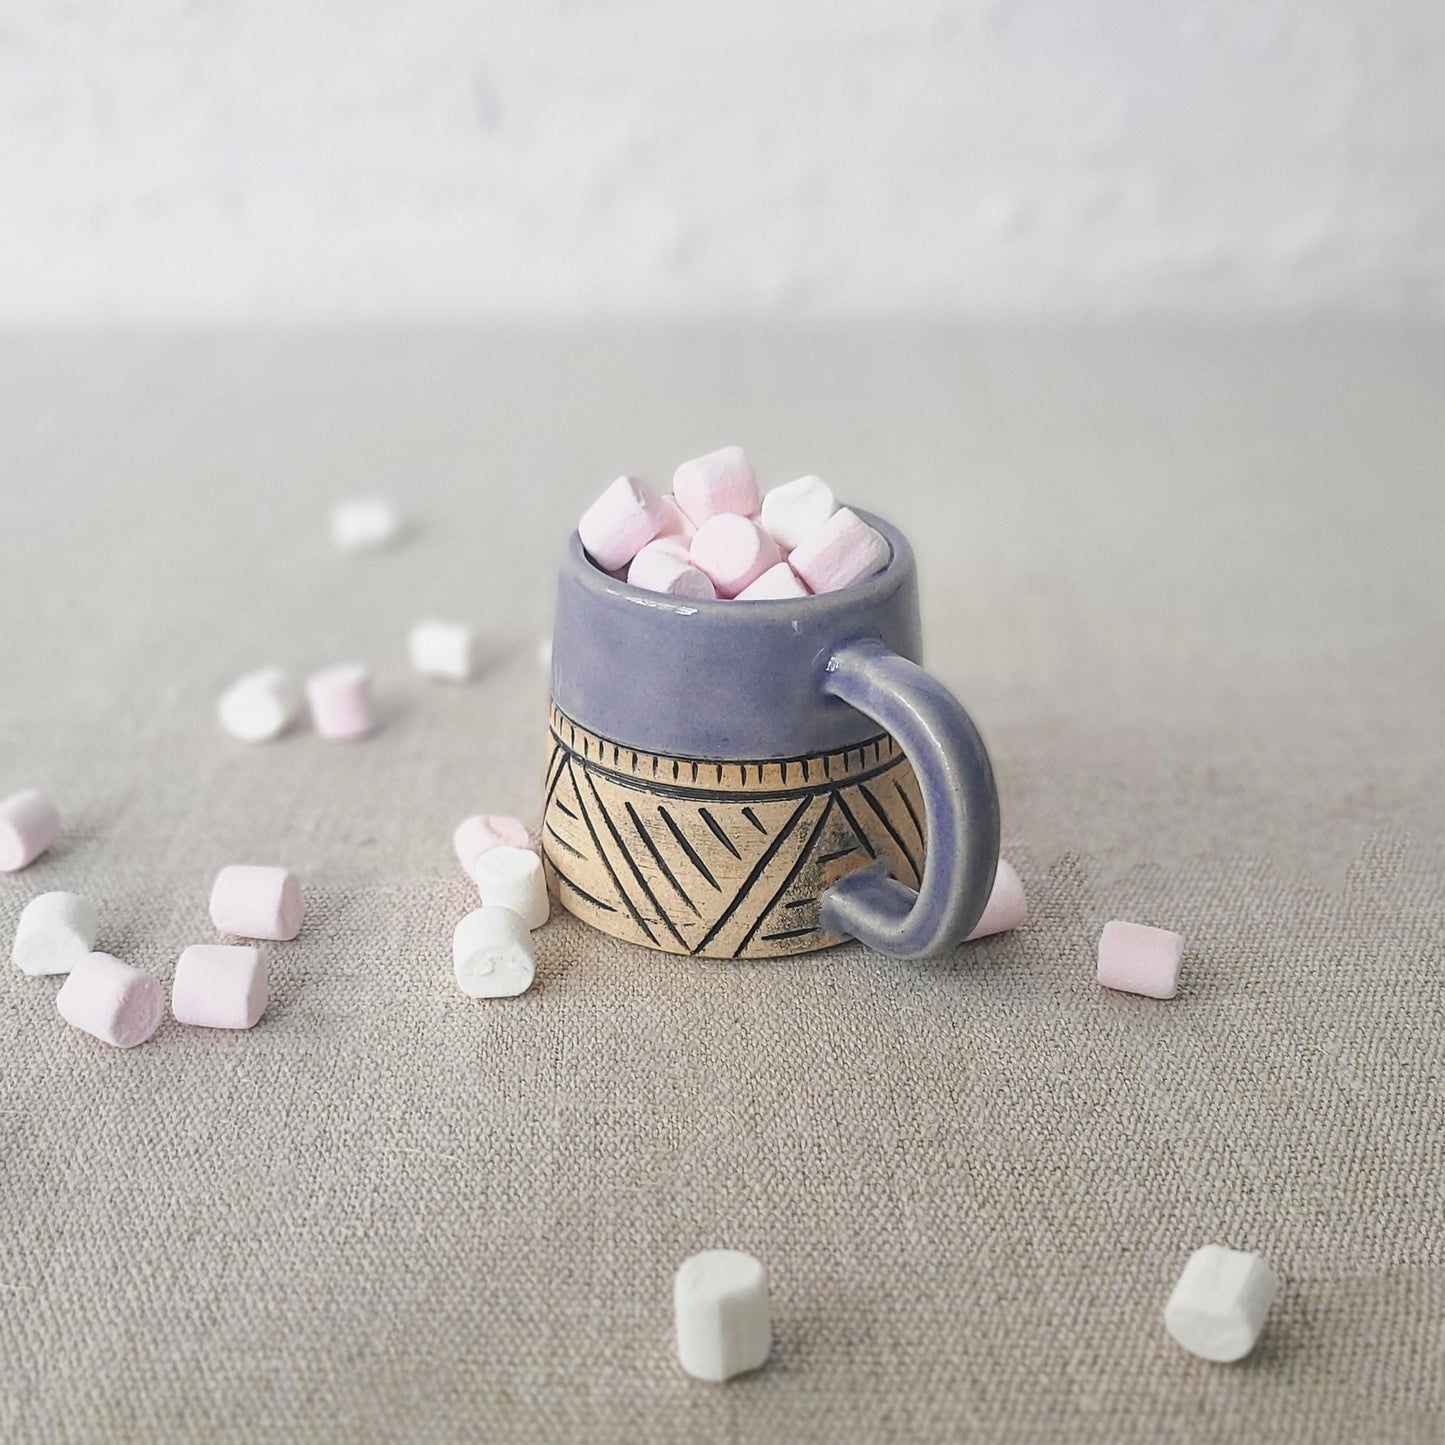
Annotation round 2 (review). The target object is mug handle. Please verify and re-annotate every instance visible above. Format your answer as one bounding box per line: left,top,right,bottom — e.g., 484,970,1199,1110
817,637,1000,959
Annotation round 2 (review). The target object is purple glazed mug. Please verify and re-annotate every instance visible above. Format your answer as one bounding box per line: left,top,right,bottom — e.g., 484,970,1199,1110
542,511,999,960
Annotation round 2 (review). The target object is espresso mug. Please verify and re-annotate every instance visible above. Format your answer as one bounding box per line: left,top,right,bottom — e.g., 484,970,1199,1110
542,511,999,960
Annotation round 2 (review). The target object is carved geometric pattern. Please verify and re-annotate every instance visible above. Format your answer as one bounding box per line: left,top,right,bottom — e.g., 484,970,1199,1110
541,705,927,958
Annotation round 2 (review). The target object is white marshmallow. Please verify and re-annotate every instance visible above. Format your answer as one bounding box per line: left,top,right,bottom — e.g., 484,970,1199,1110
453,906,536,998
734,562,809,601
674,1250,772,1382
171,944,268,1029
760,474,838,551
537,635,553,671
11,891,98,976
471,846,550,930
330,496,401,553
627,539,718,599
1164,1245,1277,1363
217,667,300,743
408,618,477,682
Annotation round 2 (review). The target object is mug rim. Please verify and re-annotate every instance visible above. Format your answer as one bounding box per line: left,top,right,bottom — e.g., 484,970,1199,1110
563,507,913,615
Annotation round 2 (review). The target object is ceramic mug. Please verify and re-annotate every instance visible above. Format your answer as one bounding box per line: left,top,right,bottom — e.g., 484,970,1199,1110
542,511,999,960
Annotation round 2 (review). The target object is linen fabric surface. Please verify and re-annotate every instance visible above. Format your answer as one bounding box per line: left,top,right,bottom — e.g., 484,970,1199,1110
1,327,1441,1442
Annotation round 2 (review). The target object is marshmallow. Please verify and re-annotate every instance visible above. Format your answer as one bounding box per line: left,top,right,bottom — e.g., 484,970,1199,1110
673,447,761,527
453,814,534,873
11,891,98,976
471,846,549,929
172,944,268,1029
537,635,552,671
306,663,375,741
209,865,304,942
760,474,838,551
1098,919,1183,999
674,1250,772,1382
965,858,1027,941
217,667,299,743
1164,1245,1277,1363
578,476,669,572
330,497,401,553
0,789,60,873
56,953,163,1048
453,906,536,998
690,515,783,599
656,495,698,543
627,539,718,599
734,561,809,601
408,619,476,683
787,507,890,594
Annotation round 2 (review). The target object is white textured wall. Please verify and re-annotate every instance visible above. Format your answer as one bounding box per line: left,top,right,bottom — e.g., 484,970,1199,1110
1,0,1442,320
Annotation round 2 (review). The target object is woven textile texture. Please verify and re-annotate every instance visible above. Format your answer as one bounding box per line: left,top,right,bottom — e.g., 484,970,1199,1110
0,328,1441,1443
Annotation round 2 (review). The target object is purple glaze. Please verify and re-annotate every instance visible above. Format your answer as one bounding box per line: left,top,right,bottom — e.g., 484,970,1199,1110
554,511,921,758
550,510,1000,957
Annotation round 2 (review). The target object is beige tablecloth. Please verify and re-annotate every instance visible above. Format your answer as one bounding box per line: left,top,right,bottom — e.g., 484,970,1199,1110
1,327,1441,1442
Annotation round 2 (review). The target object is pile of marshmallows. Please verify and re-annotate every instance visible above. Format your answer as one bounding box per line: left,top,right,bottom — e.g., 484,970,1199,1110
9,845,299,1050
450,814,550,999
579,446,888,600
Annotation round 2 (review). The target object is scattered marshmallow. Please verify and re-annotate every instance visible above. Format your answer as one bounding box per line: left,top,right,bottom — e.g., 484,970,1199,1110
690,515,783,599
454,814,534,873
787,507,890,594
674,1250,772,1382
627,539,718,599
1098,919,1183,999
673,447,761,527
210,865,304,942
0,788,59,873
965,858,1027,941
408,619,476,683
578,475,669,572
760,474,838,551
217,667,299,743
1164,1245,1277,1363
172,944,268,1029
471,846,550,929
56,952,163,1049
735,561,809,601
11,891,98,976
453,906,536,998
330,497,401,553
306,663,375,741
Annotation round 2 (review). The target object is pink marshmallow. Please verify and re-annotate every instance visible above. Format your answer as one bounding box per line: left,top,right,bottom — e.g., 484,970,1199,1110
209,865,305,942
627,539,718,599
0,788,60,872
1097,919,1183,999
735,561,810,601
171,944,268,1029
306,663,374,741
689,515,783,599
453,814,535,873
57,952,164,1048
655,495,698,543
578,475,669,572
672,447,761,527
787,507,890,594
965,858,1027,940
